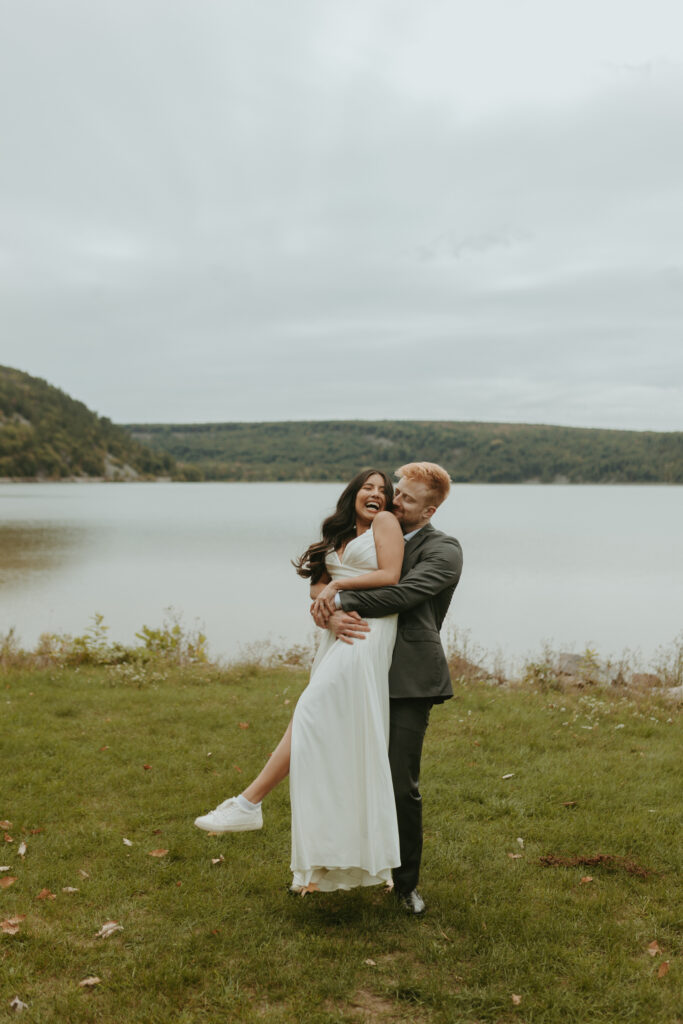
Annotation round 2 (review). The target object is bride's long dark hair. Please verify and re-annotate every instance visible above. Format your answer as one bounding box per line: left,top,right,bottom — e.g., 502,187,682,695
293,468,394,583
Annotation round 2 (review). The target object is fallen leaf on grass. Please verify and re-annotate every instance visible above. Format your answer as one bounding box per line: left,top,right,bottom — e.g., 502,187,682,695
507,853,523,860
516,837,525,849
142,764,152,771
122,838,133,847
562,801,578,807
96,921,122,939
0,821,11,830
238,722,250,729
79,976,102,987
37,888,56,900
0,877,17,889
580,876,593,884
364,958,377,966
511,993,522,1005
647,940,661,957
151,828,162,835
211,855,224,866
17,842,26,858
9,995,28,1011
62,887,79,893
283,699,290,705
78,869,90,880
1,866,12,873
233,765,242,773
502,773,515,780
148,849,168,858
1,915,25,935
29,828,43,835
4,833,13,843
657,961,670,979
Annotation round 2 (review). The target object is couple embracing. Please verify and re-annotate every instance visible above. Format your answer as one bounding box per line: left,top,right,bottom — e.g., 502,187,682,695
195,462,463,916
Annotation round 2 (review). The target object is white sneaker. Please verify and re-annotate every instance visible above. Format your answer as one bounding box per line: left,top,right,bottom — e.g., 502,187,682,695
194,797,263,833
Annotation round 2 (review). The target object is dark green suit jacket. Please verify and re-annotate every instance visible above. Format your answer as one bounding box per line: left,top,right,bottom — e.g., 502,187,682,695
339,523,463,701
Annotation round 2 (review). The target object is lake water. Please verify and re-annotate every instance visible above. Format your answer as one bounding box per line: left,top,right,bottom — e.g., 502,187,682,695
0,482,681,668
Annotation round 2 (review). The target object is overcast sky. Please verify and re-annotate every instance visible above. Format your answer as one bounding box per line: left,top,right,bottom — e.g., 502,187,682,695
1,0,682,429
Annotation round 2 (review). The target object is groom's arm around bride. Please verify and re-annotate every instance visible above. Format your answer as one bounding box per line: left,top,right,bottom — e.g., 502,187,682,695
334,523,462,700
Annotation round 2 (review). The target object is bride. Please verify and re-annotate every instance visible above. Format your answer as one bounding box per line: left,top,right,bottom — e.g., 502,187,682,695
290,468,404,892
196,468,405,893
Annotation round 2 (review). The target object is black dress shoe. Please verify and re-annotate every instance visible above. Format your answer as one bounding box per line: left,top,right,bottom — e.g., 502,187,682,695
395,888,426,916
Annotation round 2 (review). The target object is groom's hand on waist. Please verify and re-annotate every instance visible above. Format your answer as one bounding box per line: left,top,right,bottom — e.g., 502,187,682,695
314,609,370,644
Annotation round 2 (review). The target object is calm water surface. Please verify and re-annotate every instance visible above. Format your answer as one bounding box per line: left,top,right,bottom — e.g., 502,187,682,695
0,482,681,666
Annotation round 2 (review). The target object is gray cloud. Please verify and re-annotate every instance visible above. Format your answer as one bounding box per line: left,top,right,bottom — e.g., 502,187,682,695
1,0,682,429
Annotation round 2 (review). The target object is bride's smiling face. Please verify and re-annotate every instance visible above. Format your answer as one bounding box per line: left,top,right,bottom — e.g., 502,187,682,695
354,473,389,527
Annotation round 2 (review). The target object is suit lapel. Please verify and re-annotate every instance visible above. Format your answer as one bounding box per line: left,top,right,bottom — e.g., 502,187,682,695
401,522,434,571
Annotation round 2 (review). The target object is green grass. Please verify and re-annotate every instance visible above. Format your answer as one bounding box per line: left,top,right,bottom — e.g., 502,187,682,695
1,661,681,1023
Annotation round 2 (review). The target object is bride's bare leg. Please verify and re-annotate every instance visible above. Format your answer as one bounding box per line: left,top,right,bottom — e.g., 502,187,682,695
241,719,292,803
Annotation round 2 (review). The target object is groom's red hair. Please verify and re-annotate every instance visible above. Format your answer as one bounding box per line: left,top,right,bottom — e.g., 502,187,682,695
396,462,451,507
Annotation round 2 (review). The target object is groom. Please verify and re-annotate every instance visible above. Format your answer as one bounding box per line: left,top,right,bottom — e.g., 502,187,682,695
196,462,463,916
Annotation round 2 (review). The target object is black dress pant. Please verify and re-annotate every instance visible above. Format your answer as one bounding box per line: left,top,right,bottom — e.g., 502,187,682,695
388,697,433,894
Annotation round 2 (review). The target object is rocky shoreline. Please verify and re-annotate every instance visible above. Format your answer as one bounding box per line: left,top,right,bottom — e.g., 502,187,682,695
448,647,683,700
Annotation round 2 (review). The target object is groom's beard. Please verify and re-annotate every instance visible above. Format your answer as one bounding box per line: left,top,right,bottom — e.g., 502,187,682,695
394,508,421,533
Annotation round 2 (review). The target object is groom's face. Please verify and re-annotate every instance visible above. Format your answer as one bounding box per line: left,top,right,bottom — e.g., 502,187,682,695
392,476,437,533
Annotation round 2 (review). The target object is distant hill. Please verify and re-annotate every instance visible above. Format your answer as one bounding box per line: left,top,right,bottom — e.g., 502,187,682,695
0,366,195,481
3,364,679,484
125,419,683,483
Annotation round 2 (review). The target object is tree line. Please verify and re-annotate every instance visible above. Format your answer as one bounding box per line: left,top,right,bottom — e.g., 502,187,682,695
3,365,680,483
125,419,683,483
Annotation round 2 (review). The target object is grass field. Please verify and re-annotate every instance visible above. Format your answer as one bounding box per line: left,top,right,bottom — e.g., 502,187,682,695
1,653,681,1023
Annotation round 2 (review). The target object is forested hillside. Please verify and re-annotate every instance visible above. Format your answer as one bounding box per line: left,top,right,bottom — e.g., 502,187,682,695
3,364,680,483
126,419,683,483
0,366,185,480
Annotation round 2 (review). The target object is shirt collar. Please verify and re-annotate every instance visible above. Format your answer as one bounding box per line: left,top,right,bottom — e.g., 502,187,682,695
403,526,424,542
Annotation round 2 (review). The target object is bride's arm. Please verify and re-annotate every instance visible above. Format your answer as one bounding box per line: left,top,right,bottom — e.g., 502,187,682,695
312,512,403,616
310,572,331,600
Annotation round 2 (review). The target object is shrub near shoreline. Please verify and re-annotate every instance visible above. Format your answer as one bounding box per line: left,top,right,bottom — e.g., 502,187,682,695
2,614,682,694
1,618,680,1023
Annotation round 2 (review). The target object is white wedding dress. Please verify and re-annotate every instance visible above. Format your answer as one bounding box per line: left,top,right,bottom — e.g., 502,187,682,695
290,525,401,891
